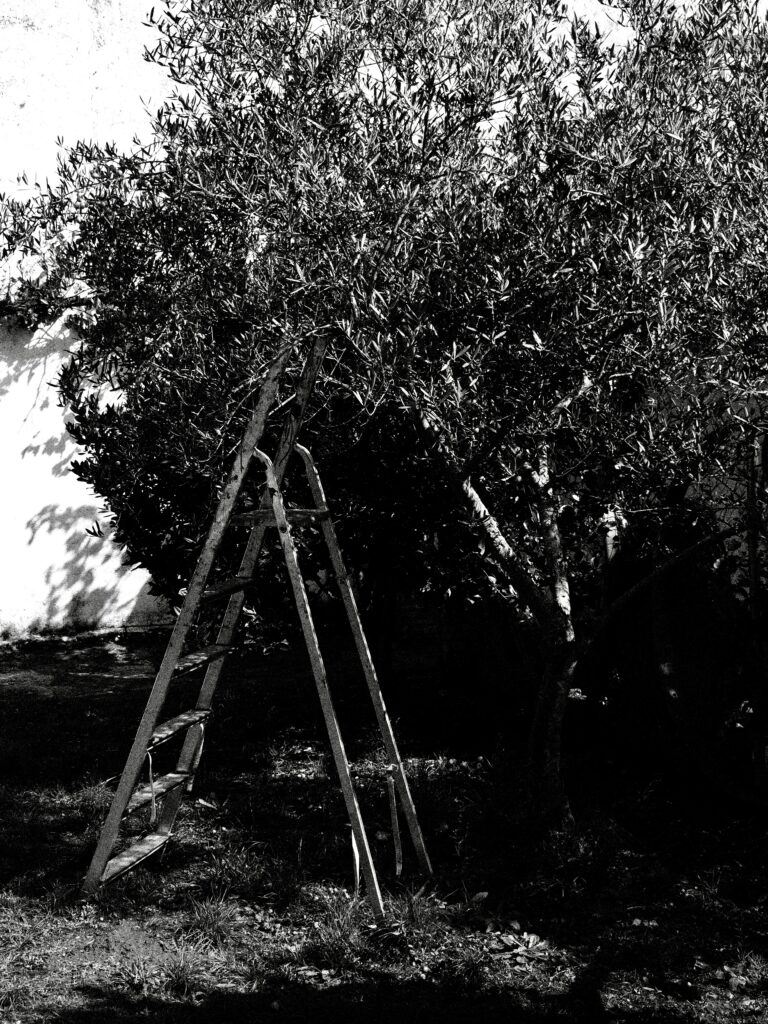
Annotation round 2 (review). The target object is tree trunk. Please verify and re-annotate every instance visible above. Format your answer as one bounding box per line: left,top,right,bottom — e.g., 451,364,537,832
524,449,577,829
746,434,767,791
412,408,577,824
527,629,577,829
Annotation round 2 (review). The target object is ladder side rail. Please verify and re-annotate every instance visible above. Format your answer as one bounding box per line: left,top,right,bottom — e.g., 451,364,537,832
295,445,433,875
154,519,273,836
157,336,329,835
257,449,385,921
194,332,329,710
82,345,292,893
271,333,328,483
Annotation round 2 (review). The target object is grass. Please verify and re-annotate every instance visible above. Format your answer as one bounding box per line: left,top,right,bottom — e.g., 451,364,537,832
160,938,217,999
1,636,768,1022
185,893,240,945
112,953,164,997
297,889,370,969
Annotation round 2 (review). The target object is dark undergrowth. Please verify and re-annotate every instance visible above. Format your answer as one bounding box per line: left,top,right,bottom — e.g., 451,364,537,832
1,631,767,1022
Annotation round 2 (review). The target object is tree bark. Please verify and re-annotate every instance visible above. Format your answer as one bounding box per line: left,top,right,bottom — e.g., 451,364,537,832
527,447,576,828
529,627,578,829
412,408,575,824
746,435,766,790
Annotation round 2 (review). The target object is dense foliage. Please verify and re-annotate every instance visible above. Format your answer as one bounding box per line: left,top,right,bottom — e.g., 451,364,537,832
3,0,768,820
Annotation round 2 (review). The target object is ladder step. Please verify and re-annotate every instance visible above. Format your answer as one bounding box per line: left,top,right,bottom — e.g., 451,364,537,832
287,508,331,525
127,772,188,814
101,832,169,884
201,576,254,604
149,709,210,749
174,644,232,676
235,507,330,527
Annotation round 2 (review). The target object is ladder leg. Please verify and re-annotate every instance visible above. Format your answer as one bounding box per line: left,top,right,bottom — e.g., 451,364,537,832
256,452,385,922
156,341,330,837
156,722,206,835
154,522,271,837
296,445,433,875
83,347,292,894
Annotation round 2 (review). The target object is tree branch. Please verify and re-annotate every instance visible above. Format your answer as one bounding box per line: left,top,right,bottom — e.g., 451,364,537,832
412,404,555,624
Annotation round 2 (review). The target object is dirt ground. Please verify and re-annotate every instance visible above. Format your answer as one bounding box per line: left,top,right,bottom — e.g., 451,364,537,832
1,631,768,1023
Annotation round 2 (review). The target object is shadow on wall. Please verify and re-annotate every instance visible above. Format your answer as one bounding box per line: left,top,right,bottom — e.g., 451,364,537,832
0,316,170,633
0,314,68,400
20,428,72,477
0,315,79,478
25,503,170,631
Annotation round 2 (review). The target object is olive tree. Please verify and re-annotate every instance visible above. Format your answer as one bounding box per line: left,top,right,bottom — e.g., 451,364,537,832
4,0,768,824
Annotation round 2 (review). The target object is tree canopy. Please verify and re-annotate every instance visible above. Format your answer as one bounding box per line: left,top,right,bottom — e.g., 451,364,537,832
3,0,768,821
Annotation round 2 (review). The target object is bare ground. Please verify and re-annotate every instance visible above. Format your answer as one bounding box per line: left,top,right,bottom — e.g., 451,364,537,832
1,631,767,1022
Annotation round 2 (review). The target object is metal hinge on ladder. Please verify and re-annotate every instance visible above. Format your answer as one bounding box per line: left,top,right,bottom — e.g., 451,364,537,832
82,350,431,921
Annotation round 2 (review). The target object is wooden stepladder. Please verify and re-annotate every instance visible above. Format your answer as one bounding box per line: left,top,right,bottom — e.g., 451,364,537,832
82,352,430,920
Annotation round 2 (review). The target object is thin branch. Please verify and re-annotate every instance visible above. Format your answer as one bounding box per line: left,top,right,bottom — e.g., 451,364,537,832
412,402,554,624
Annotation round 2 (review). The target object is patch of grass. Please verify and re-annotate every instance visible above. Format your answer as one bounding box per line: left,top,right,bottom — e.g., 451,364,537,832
298,889,371,969
0,980,32,1016
184,893,239,946
0,893,53,958
160,938,214,999
437,946,489,991
391,886,449,936
112,954,164,997
201,843,272,901
196,839,305,907
5,636,768,1024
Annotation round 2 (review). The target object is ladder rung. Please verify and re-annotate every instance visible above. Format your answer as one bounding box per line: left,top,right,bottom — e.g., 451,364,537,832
174,645,232,676
235,507,330,527
231,507,271,525
101,832,169,884
201,577,254,603
149,709,210,749
127,772,188,814
288,508,330,525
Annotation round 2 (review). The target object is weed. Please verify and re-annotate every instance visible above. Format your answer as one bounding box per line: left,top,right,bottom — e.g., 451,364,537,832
160,938,212,999
75,782,113,822
699,867,722,900
201,844,272,901
389,886,448,936
298,890,370,969
185,893,239,945
734,951,768,990
238,955,267,992
96,867,160,911
0,981,32,1015
113,955,163,996
238,946,295,992
437,946,489,992
41,883,80,917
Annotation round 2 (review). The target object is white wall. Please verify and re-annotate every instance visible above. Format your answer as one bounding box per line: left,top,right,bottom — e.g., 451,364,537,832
0,316,170,634
0,0,168,195
0,0,171,633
